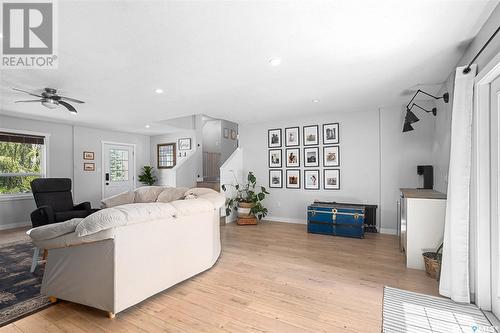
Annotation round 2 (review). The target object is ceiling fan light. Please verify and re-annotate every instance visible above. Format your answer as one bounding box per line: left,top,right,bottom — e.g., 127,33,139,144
41,99,59,109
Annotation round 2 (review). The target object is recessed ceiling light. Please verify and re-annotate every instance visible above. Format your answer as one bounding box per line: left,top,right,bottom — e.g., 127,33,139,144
145,125,151,128
269,58,281,66
312,99,320,103
154,88,163,94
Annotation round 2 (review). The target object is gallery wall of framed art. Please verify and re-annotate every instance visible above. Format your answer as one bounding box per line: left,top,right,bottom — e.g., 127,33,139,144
267,122,341,190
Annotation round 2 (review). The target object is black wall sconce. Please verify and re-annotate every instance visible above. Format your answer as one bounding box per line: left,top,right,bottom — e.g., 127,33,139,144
402,89,449,132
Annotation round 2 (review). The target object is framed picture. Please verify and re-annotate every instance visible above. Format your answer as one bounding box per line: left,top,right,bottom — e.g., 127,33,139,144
285,127,300,147
84,163,95,171
323,146,340,167
303,125,319,146
324,169,340,190
83,151,94,160
304,147,319,167
323,123,339,145
223,128,229,138
285,148,300,167
269,169,283,188
286,169,300,189
178,138,191,150
268,149,282,168
268,128,282,148
231,129,237,140
304,169,320,190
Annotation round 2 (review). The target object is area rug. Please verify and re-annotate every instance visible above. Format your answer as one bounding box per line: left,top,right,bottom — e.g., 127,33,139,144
383,286,496,333
0,241,50,326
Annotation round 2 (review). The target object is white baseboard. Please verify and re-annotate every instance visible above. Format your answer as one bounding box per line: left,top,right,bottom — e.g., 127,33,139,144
380,228,398,235
0,221,31,231
265,216,307,224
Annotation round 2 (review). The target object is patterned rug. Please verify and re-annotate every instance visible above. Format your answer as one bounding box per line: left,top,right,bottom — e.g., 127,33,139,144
383,286,496,332
0,241,50,326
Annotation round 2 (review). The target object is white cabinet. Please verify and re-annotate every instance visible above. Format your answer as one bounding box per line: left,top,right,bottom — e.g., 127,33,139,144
399,189,447,270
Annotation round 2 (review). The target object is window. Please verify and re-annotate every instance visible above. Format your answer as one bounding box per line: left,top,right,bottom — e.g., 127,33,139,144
0,131,46,195
109,148,129,181
157,143,176,169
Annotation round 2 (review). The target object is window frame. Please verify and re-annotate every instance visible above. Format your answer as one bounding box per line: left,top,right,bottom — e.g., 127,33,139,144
157,143,176,169
0,128,50,200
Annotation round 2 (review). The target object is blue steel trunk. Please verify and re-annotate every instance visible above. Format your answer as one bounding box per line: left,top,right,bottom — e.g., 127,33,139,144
307,203,365,238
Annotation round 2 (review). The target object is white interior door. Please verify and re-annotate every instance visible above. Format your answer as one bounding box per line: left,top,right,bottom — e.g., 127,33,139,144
490,74,500,317
102,143,135,199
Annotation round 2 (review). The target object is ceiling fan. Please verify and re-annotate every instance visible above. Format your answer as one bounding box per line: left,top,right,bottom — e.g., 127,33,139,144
13,87,85,113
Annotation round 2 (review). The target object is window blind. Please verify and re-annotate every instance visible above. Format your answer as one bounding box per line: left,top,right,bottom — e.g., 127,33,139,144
0,132,44,145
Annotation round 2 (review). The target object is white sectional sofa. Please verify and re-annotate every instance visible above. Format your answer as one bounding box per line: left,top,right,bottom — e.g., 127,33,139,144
27,187,224,318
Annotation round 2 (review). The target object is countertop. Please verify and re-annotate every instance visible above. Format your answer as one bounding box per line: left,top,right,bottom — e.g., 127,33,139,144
400,188,447,199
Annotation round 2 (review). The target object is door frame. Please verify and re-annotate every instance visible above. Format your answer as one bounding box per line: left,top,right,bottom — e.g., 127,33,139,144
101,141,136,200
474,51,500,310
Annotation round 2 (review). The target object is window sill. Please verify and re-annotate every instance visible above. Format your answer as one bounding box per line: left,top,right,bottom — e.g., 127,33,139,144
0,194,34,202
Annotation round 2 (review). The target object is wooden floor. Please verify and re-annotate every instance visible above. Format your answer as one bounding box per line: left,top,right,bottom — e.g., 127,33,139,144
1,222,438,333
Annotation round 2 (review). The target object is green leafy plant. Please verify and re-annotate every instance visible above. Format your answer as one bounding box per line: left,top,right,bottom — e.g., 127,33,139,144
138,166,157,186
221,172,269,220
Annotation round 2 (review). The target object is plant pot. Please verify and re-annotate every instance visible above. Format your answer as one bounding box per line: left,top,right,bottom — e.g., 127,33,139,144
237,202,257,225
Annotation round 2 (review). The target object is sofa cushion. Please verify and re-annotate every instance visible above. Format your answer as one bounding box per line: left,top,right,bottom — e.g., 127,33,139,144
156,187,188,203
27,218,83,242
101,190,135,208
169,198,215,216
185,188,219,196
134,186,167,203
55,210,90,222
75,202,177,237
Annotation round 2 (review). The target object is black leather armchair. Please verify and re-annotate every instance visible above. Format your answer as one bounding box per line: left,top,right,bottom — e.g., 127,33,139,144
30,178,97,228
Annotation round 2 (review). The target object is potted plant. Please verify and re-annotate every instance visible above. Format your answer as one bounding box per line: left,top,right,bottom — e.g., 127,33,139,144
138,166,157,186
222,172,269,225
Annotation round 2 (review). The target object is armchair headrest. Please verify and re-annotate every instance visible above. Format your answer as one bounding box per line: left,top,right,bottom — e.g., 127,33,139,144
31,178,72,193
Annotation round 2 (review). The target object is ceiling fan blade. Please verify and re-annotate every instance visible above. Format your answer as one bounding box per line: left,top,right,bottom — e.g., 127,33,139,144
14,99,44,103
12,88,43,98
59,100,77,113
59,96,85,104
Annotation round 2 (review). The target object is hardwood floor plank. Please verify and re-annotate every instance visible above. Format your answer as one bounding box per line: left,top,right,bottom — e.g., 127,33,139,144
1,221,437,332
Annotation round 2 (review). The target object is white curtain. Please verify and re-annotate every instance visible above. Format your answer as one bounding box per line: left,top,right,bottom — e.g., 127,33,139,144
439,64,477,303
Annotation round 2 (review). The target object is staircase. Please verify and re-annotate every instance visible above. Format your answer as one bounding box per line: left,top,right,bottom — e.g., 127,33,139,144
196,180,220,192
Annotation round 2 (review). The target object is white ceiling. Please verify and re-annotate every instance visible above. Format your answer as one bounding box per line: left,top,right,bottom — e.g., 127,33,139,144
0,0,497,134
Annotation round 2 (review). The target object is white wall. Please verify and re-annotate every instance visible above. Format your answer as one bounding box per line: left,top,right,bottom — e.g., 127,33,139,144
240,107,435,232
73,126,150,207
380,102,436,233
150,130,196,186
0,115,74,228
220,148,243,221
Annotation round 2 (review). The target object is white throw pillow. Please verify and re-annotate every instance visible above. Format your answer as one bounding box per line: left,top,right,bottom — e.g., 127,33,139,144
169,198,215,216
27,218,83,241
156,187,189,203
75,203,177,237
101,190,135,208
134,186,167,203
185,187,218,196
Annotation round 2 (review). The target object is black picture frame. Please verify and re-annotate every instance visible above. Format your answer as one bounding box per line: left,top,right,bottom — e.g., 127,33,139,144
269,169,283,188
303,125,319,146
178,138,191,150
285,148,300,168
324,169,340,190
268,149,282,168
323,123,340,145
286,169,301,189
304,147,319,167
268,128,282,148
285,126,300,147
304,169,320,190
323,145,340,167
